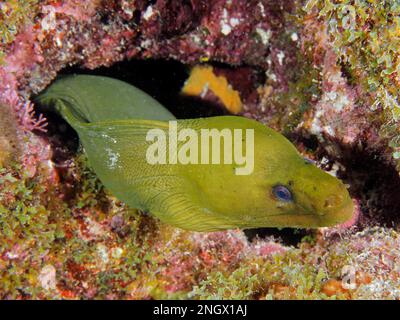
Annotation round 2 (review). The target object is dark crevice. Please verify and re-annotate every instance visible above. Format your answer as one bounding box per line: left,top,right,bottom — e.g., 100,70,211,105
244,228,311,247
35,58,231,205
60,59,230,119
294,134,400,230
35,58,234,164
333,141,400,229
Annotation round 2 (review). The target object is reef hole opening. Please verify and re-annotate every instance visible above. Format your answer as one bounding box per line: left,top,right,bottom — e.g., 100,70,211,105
333,142,400,230
35,58,233,167
60,59,236,118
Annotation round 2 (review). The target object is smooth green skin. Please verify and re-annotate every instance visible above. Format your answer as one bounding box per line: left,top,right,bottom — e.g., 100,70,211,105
35,75,354,232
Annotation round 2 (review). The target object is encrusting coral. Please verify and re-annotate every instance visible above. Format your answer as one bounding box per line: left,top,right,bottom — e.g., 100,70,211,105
0,0,400,299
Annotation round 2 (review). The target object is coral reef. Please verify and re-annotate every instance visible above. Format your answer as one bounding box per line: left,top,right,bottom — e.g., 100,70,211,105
0,0,400,299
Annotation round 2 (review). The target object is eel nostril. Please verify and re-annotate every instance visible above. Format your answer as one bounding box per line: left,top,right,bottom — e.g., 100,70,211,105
324,194,343,208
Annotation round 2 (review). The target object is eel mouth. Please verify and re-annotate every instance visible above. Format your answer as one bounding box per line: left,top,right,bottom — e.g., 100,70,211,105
336,200,360,229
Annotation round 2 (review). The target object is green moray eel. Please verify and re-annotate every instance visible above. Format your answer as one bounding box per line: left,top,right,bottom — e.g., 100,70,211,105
35,75,354,232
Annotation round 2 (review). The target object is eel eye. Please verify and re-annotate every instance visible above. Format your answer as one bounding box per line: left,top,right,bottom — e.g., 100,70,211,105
272,185,293,202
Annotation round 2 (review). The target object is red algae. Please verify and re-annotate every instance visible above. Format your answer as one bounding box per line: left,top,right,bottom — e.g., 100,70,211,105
0,0,400,300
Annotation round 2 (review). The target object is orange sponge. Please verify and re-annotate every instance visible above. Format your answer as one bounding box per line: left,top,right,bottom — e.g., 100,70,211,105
181,65,242,114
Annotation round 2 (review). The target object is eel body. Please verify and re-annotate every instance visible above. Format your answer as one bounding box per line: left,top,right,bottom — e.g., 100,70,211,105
36,75,354,231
